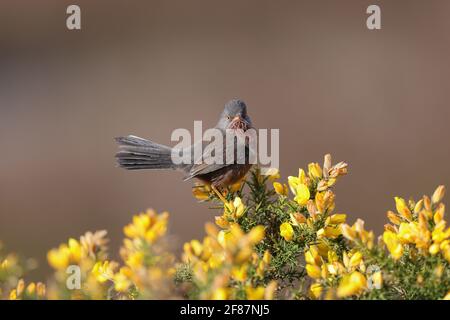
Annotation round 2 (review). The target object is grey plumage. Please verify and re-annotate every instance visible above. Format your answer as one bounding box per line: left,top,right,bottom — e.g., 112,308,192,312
115,99,253,188
115,135,175,170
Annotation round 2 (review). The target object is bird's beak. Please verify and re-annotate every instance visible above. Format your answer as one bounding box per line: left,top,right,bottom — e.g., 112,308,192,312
229,115,249,131
232,115,243,123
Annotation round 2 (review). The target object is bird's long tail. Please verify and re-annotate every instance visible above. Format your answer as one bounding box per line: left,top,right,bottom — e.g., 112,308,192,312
115,135,175,170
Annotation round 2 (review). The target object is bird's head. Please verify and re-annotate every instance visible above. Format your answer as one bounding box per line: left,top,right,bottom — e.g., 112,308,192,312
216,99,252,131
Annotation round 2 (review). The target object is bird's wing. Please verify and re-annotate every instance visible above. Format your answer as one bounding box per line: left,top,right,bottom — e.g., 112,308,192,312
183,132,249,180
183,163,226,180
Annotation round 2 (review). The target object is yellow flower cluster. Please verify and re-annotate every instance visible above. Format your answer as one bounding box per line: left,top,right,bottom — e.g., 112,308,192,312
192,181,243,201
284,154,347,204
182,223,276,300
44,209,175,299
275,155,348,243
305,219,383,299
123,210,169,244
381,186,450,262
215,196,246,228
306,219,378,298
88,210,174,298
47,230,108,271
340,186,450,299
118,209,175,298
45,230,109,299
304,242,382,299
9,279,46,300
1,154,449,300
341,219,375,249
269,155,375,299
1,244,36,299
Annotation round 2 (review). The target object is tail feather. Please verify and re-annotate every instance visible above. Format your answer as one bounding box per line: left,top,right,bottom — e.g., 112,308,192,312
115,135,175,170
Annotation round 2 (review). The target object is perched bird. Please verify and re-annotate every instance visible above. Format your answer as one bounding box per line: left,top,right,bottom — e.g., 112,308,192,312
115,99,254,197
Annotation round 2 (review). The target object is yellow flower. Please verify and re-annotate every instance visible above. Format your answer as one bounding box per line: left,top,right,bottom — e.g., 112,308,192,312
92,261,115,283
397,222,420,244
429,243,440,255
263,250,271,265
305,245,321,265
47,244,70,270
215,215,230,229
113,268,131,292
80,230,108,259
432,221,449,243
26,283,36,296
231,264,248,282
0,259,8,270
273,182,288,196
306,264,321,279
68,238,82,263
124,213,150,238
341,224,356,241
383,231,403,260
317,225,342,239
443,291,450,300
123,210,168,244
9,289,17,300
212,287,228,300
280,222,294,241
190,240,203,256
348,251,363,268
290,212,307,226
309,283,323,299
245,286,265,300
432,185,445,204
387,211,402,225
434,265,444,278
337,271,367,297
224,197,246,219
266,168,280,181
236,248,253,265
414,199,424,214
444,248,450,263
308,163,323,180
441,240,450,251
371,271,383,289
294,184,310,205
147,222,168,243
36,283,46,298
395,197,412,221
16,279,25,296
327,250,338,263
233,197,245,218
204,222,218,237
217,230,229,248
327,213,347,225
288,169,306,195
248,226,265,244
126,251,144,268
315,190,335,214
434,204,445,224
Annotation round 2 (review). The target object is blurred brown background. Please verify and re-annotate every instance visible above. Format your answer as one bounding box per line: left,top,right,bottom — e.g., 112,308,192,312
1,0,450,279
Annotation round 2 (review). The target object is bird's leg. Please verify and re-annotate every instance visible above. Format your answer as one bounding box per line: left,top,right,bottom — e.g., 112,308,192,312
211,184,228,206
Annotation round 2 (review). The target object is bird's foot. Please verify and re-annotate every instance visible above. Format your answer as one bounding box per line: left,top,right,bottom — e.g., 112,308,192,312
211,185,228,206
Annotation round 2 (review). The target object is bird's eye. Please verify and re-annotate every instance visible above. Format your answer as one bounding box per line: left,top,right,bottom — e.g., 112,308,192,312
226,115,231,120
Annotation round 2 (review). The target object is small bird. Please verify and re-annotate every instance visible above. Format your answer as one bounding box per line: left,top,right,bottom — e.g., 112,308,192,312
115,99,253,198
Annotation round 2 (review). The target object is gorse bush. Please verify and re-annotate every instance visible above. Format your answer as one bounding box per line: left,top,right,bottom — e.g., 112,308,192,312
1,154,449,300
